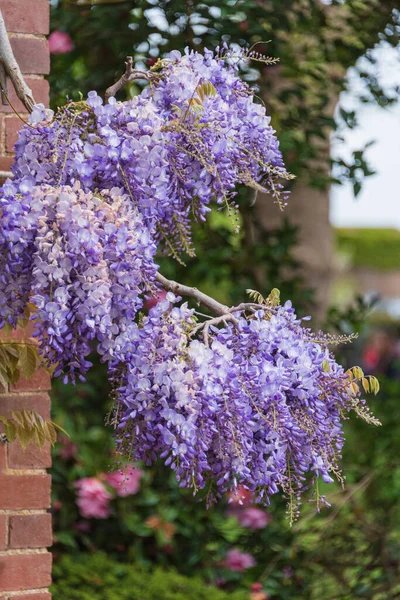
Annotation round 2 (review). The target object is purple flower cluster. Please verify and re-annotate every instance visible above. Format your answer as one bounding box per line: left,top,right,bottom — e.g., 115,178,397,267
0,182,156,381
9,47,287,256
0,47,374,512
112,297,359,513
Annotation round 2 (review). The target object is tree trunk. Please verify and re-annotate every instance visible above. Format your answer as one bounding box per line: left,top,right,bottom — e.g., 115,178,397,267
255,179,334,323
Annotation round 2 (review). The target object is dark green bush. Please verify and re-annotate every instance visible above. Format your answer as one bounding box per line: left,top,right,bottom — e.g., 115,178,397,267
51,552,249,600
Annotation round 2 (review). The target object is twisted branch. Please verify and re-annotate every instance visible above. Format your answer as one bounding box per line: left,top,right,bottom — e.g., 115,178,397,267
156,272,230,317
105,56,151,103
156,272,269,345
0,10,35,113
191,314,238,346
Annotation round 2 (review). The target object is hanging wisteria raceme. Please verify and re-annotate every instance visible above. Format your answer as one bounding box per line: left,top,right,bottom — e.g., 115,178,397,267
0,182,157,382
0,46,379,516
111,294,379,520
9,47,289,256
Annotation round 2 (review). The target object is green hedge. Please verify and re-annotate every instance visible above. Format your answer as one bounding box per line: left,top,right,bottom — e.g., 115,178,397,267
336,228,400,270
51,553,249,600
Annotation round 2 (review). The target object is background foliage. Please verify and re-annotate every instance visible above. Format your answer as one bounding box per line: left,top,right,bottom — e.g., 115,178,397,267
337,228,400,271
51,553,248,600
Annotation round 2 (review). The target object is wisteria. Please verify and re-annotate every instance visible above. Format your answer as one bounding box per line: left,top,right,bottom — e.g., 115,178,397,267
0,182,156,381
111,294,379,519
10,47,289,256
0,46,379,517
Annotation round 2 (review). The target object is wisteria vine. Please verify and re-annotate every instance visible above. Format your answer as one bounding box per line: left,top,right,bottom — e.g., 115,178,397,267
0,46,379,520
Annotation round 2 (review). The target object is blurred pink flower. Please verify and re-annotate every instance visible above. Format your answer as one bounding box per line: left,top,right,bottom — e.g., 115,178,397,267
58,436,78,461
73,520,91,532
75,477,112,519
105,466,142,497
282,566,294,579
143,290,168,312
235,507,271,530
53,499,63,511
251,583,270,600
223,548,256,572
228,485,253,506
49,30,74,54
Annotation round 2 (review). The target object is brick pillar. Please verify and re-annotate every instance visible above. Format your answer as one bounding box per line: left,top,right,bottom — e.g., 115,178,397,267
0,1,52,598
0,0,50,176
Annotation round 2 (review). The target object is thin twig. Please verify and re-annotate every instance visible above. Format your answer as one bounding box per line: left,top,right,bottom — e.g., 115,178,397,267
192,313,238,346
228,302,268,313
0,10,35,112
105,56,151,103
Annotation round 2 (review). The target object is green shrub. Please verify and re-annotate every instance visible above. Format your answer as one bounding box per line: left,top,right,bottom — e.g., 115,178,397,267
336,228,400,270
51,552,249,600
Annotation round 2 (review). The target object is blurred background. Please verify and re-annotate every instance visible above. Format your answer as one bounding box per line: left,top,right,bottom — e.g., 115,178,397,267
47,2,400,599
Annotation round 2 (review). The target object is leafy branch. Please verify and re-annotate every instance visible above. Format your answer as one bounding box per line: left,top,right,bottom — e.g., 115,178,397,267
0,409,67,449
0,339,41,389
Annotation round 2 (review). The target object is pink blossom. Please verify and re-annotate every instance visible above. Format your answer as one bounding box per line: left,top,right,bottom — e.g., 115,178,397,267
53,499,63,511
73,520,91,532
143,290,168,312
75,477,112,519
282,566,294,579
223,549,256,572
105,466,142,497
228,485,253,506
235,507,271,529
58,436,78,461
49,30,74,55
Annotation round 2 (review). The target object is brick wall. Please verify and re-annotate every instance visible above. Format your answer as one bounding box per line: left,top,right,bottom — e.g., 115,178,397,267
0,0,49,176
0,1,52,598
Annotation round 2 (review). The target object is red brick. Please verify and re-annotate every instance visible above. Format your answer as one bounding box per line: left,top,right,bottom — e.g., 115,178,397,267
0,115,4,154
1,78,49,115
0,474,51,509
5,116,21,152
10,37,49,75
0,515,7,551
9,513,52,549
2,0,49,35
10,594,52,600
0,157,13,172
5,322,37,342
0,446,6,472
11,370,51,393
0,394,51,421
0,552,52,591
7,441,51,470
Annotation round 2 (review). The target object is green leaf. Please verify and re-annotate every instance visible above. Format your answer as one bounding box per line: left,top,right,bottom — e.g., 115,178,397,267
213,515,244,543
17,344,38,380
322,359,331,373
361,377,370,393
0,369,8,390
354,181,362,197
45,422,58,447
246,289,265,304
267,288,281,307
54,531,78,549
5,421,17,443
196,81,217,101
